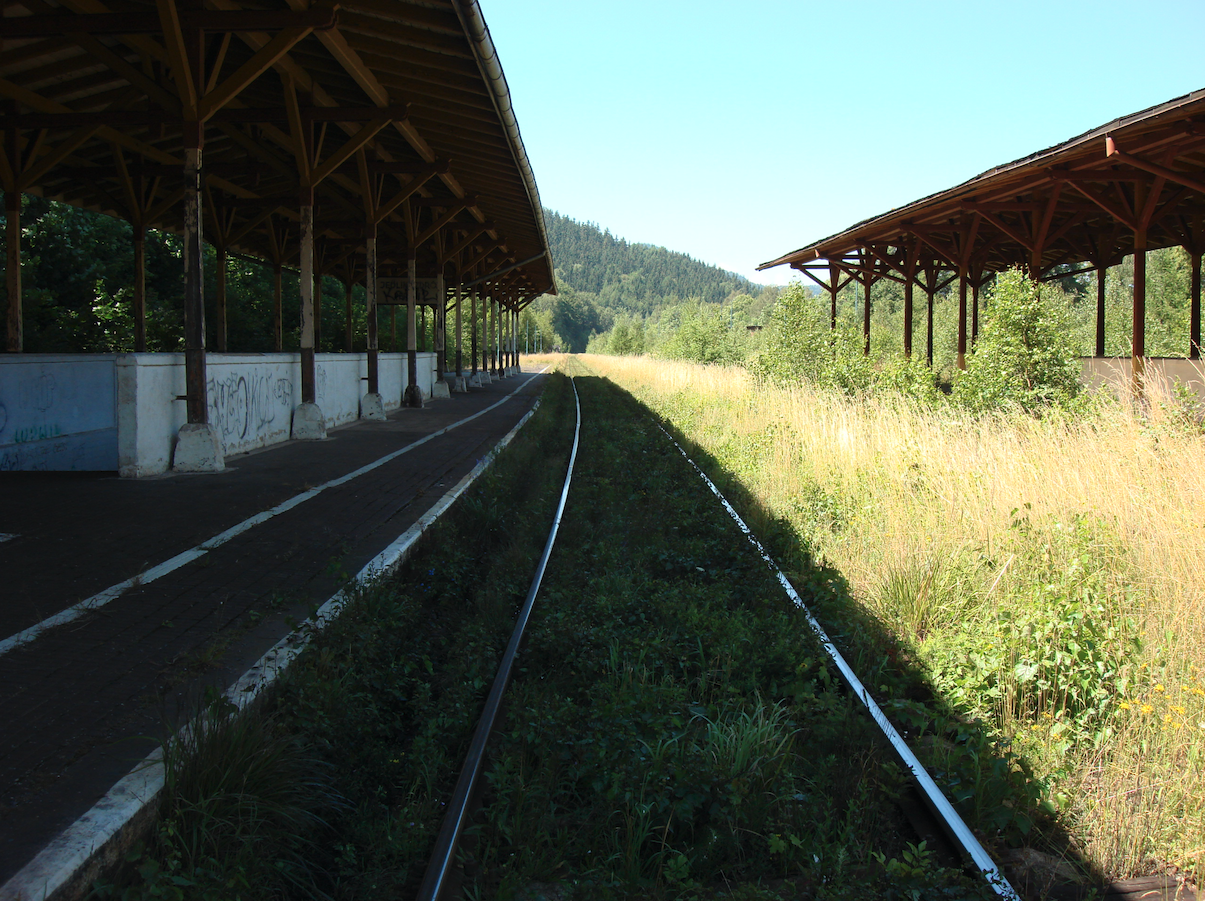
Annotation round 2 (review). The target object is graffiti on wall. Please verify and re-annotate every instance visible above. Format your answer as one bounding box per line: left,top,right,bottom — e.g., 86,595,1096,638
207,370,294,445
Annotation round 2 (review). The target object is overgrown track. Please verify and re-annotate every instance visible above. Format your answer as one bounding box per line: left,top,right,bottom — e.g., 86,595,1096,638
415,368,1017,900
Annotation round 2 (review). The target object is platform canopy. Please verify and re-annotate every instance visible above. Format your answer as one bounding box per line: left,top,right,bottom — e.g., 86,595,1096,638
0,0,554,306
759,89,1205,369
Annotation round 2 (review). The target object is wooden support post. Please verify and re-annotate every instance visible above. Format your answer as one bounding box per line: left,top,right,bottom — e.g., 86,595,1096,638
390,307,396,352
215,246,228,352
971,280,980,348
862,278,871,356
365,226,378,394
5,190,20,353
436,271,446,375
470,290,478,375
926,286,935,369
1133,230,1147,394
1095,265,1107,357
272,262,283,352
133,226,147,352
299,191,316,404
957,274,968,370
404,255,421,406
903,278,914,360
454,277,463,376
1190,251,1201,360
828,261,839,331
182,134,207,424
313,268,322,352
344,277,353,353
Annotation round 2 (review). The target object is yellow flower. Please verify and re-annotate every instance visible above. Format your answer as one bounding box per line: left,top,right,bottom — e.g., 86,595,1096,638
1141,704,1154,714
1119,701,1132,711
1171,705,1186,715
1154,683,1165,692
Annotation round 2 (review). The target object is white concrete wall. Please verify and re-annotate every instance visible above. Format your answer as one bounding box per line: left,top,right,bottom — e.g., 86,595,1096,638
3,350,439,476
0,354,119,471
1081,357,1205,406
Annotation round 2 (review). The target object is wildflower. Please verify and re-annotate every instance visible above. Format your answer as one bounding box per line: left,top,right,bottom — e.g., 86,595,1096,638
1119,701,1132,711
1154,683,1165,692
1141,704,1154,714
1171,705,1186,715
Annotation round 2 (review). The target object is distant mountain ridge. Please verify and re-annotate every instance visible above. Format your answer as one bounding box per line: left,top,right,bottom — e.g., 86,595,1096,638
543,209,769,315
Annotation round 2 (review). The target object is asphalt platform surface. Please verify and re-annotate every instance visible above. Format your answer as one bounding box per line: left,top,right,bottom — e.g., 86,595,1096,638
0,370,548,885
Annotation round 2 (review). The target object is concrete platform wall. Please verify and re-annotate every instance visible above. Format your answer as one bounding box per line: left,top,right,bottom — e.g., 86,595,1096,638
1,351,438,476
1081,357,1205,405
0,354,120,472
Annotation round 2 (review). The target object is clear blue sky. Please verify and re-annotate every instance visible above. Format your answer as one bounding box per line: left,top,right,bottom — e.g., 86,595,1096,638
482,1,1205,286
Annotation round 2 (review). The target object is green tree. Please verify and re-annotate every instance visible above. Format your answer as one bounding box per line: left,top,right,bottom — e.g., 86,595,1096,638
954,268,1081,413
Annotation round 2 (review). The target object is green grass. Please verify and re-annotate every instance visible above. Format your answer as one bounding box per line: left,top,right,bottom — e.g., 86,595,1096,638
98,369,1002,900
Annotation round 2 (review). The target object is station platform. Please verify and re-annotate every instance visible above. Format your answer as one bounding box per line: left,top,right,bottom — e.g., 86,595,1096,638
0,370,548,891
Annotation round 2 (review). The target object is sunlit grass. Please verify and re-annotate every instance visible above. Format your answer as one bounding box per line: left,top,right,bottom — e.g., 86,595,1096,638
580,352,1205,881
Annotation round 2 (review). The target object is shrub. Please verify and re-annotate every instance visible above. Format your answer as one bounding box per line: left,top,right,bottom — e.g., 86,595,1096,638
954,268,1082,413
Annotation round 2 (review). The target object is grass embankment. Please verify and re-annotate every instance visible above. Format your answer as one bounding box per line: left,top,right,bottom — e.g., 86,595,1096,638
577,353,1205,883
100,365,998,900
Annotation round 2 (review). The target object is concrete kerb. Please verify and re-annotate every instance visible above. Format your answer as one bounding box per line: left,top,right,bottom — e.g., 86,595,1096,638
0,375,545,662
0,391,547,901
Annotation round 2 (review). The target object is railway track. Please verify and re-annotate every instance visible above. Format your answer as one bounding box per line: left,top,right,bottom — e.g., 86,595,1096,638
414,374,1024,901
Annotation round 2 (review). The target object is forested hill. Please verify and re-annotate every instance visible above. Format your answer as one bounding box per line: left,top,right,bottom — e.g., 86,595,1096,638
544,209,769,314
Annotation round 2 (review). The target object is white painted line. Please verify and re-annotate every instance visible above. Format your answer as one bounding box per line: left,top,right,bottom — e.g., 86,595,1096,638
0,391,546,901
0,373,544,660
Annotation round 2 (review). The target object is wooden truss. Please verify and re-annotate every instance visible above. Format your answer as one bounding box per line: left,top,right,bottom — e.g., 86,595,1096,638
1,0,554,415
760,89,1205,373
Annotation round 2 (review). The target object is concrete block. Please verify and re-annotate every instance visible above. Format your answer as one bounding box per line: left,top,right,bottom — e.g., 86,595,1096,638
431,380,450,399
446,375,468,393
291,402,327,440
359,392,386,421
403,384,424,408
468,373,483,387
172,422,224,472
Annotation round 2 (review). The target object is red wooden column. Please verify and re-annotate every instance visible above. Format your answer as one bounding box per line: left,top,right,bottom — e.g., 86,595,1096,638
828,261,839,331
1095,265,1107,357
1189,250,1201,360
862,277,871,356
1132,228,1147,394
6,189,22,352
957,273,968,369
971,273,981,348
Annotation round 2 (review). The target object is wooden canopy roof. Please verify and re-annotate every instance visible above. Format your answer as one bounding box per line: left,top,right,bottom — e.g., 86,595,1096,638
0,0,555,302
759,88,1205,289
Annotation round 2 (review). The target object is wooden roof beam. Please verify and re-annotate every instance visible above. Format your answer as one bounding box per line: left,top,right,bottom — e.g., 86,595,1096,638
0,6,339,38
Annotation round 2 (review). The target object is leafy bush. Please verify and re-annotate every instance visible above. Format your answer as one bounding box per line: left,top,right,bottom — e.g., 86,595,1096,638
954,269,1082,413
752,284,874,394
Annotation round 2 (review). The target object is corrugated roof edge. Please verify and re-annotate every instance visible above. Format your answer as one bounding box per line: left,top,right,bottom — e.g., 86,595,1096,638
758,86,1205,270
449,0,558,297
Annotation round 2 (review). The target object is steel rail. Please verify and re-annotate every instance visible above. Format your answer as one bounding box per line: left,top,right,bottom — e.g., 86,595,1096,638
654,421,1022,901
416,376,582,901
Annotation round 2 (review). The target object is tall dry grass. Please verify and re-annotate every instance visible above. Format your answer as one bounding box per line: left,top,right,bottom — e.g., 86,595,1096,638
577,352,1205,881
